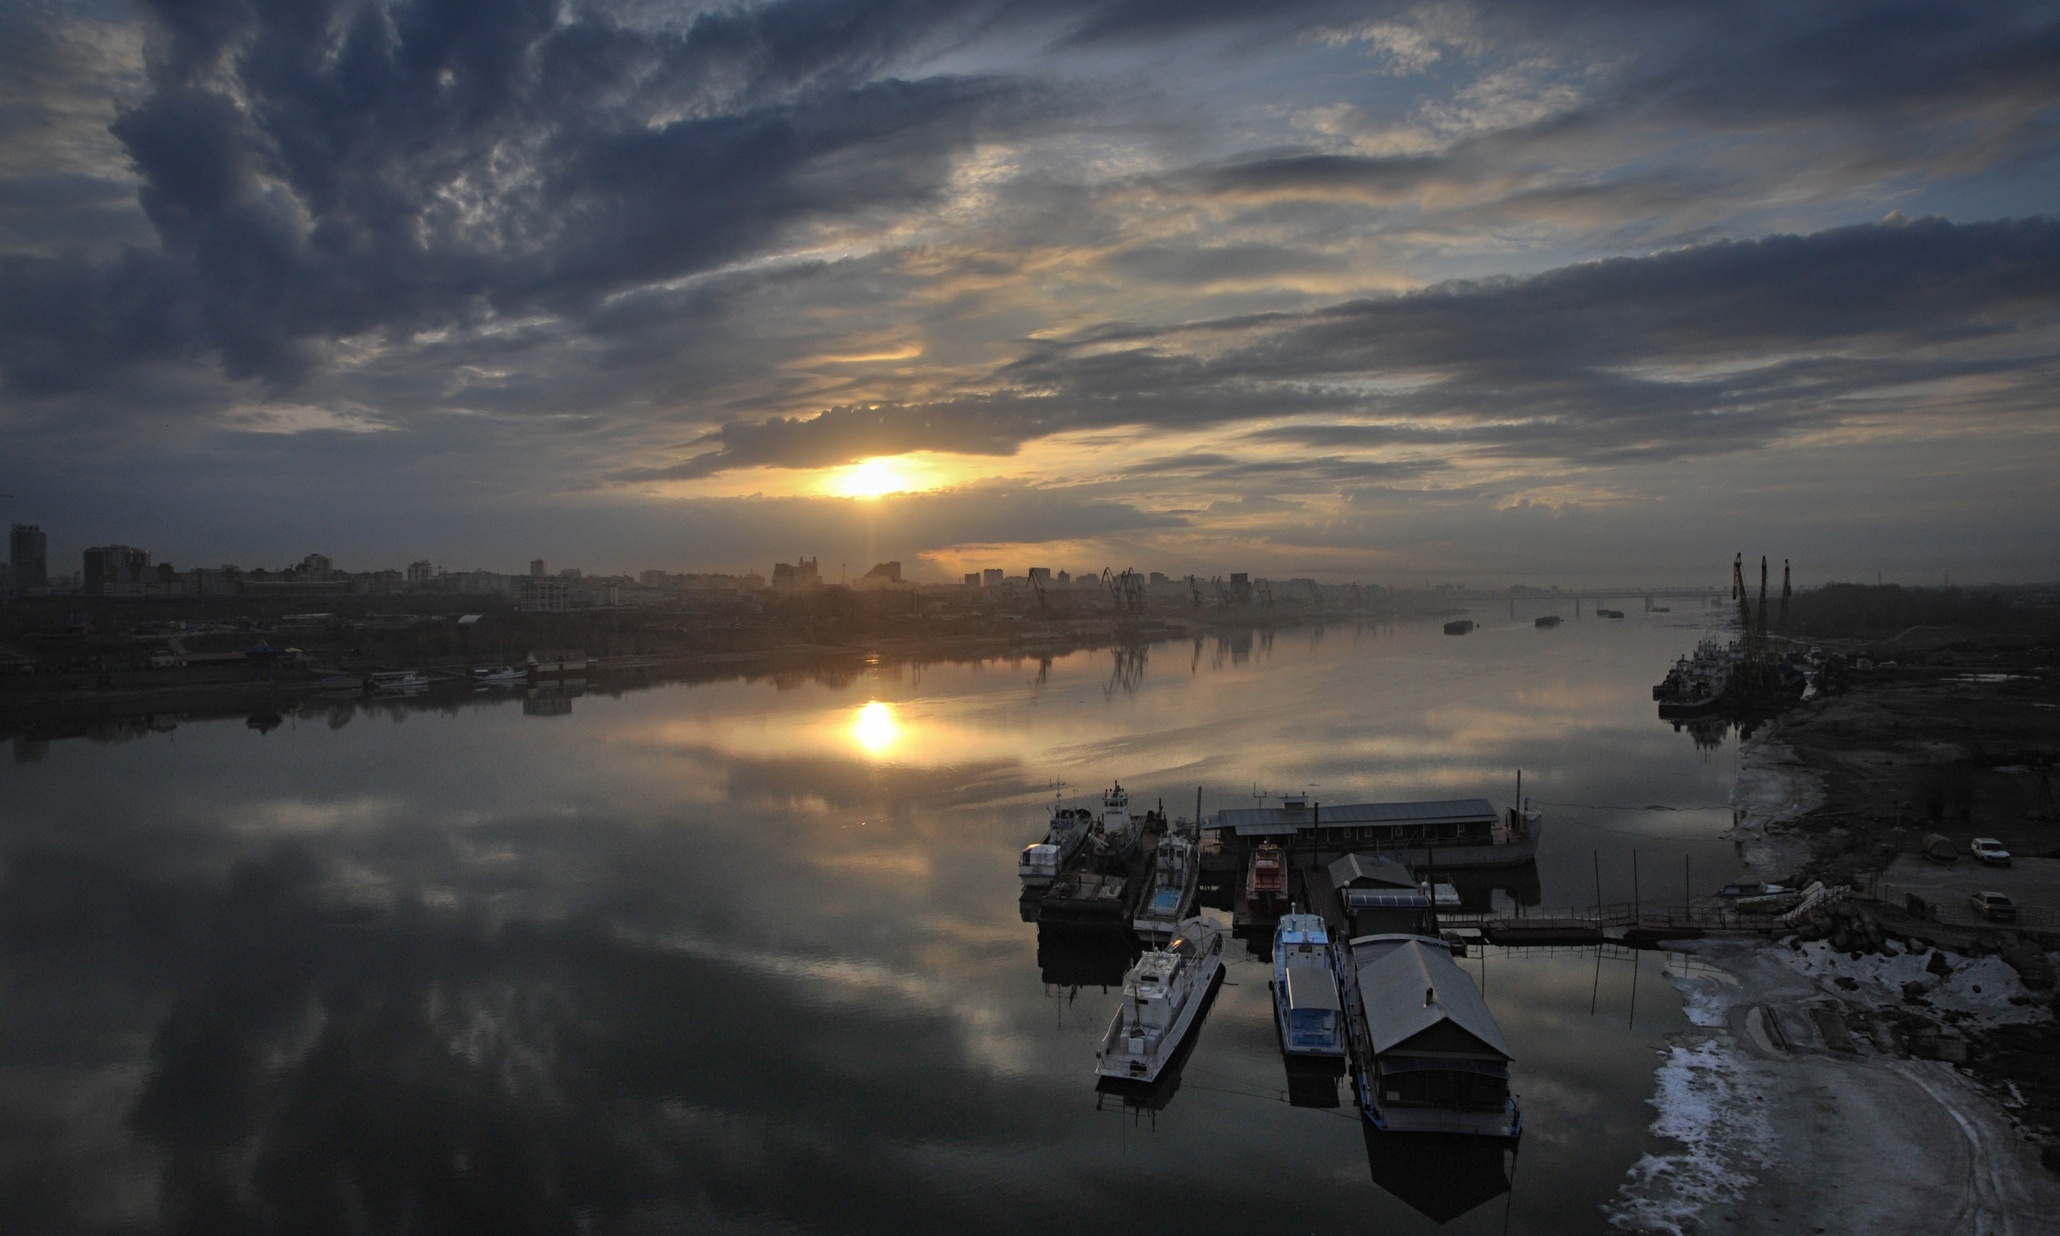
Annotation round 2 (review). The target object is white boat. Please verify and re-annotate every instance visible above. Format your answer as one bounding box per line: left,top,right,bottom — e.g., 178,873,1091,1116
1019,799,1096,887
368,670,428,691
1092,782,1140,861
1096,916,1225,1083
1273,913,1345,1058
472,665,527,686
1131,823,1202,943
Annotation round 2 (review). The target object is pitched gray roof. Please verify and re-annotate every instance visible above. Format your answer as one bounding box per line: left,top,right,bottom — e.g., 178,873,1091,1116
1350,936,1512,1061
1329,852,1418,889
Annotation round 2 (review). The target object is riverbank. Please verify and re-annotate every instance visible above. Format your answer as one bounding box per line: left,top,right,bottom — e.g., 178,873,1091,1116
1613,629,2060,1233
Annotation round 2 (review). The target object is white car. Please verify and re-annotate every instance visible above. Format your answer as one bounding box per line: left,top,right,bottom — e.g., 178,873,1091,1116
1971,837,2012,866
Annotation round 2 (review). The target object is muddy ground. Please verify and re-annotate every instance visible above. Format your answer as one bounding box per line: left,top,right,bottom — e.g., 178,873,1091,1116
1719,626,2060,1213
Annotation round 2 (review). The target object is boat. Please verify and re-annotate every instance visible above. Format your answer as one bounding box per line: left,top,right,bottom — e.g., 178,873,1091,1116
1653,636,1740,716
1132,822,1202,943
1443,619,1475,635
1596,608,1625,619
1038,783,1163,936
1096,916,1226,1083
368,669,429,691
1019,797,1097,888
472,665,527,686
1340,934,1519,1138
1533,615,1562,628
1273,914,1345,1058
1216,798,1544,872
1244,841,1288,924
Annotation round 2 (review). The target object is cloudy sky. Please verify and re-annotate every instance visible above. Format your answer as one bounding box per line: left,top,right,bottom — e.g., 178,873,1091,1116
3,0,2057,583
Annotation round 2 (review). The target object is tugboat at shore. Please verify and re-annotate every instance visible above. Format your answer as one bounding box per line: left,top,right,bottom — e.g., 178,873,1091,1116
1018,793,1098,888
1037,783,1165,937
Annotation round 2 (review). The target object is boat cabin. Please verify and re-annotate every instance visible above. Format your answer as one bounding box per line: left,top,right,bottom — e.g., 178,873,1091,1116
1346,935,1517,1138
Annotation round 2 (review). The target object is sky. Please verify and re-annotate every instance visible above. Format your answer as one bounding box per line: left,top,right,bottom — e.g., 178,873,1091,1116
2,0,2058,585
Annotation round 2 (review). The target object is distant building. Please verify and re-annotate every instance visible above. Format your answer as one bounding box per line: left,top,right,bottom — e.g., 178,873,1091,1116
863,561,902,583
406,560,434,583
982,568,1003,586
1028,567,1051,583
528,648,588,676
963,572,980,587
519,576,570,612
530,558,548,577
299,553,334,579
559,567,581,579
83,544,151,596
1056,570,1070,585
771,557,820,592
1149,572,1168,586
8,524,47,593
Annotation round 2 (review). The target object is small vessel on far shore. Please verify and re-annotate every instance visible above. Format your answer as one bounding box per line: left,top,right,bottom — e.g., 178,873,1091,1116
1273,914,1345,1059
368,669,429,692
1096,916,1226,1084
1596,608,1625,619
1443,619,1475,635
1533,615,1562,629
472,665,527,686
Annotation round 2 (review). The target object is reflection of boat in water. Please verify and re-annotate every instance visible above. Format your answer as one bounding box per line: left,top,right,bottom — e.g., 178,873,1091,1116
1341,934,1519,1139
1361,1127,1517,1224
1273,914,1345,1059
1020,797,1096,889
1131,823,1201,943
1096,917,1225,1083
1037,932,1136,989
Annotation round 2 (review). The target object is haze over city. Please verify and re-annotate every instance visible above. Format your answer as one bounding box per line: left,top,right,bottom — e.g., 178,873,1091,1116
5,0,2059,582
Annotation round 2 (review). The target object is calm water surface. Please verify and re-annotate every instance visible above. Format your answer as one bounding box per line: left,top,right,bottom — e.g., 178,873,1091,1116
1,607,1755,1233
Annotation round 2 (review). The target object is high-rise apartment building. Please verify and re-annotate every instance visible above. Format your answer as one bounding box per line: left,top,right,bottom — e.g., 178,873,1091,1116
82,545,151,596
8,524,47,593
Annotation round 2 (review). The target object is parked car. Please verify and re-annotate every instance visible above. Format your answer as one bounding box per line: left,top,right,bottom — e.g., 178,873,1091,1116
1971,837,2013,866
1971,891,2017,922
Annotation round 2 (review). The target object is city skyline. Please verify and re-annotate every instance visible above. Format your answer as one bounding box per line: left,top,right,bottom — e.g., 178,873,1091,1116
4,1,2059,583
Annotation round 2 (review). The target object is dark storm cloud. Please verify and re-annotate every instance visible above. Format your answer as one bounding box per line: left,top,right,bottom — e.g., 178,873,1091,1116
2,0,1039,392
664,215,2060,475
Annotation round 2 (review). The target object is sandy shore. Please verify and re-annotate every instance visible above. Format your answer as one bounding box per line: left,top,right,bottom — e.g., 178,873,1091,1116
1609,722,2060,1234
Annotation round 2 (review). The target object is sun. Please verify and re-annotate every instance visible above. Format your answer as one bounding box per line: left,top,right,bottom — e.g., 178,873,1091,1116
825,457,913,500
851,700,901,756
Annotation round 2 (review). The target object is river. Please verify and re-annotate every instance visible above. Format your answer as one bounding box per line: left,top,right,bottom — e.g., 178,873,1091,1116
0,604,1755,1233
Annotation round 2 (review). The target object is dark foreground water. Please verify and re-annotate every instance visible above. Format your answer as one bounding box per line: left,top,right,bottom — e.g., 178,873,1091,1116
1,606,1754,1234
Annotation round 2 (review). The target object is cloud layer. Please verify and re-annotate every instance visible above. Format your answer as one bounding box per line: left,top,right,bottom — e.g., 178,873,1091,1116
3,0,2058,580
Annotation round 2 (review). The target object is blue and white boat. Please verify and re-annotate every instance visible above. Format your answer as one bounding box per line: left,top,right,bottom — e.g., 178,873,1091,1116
1131,824,1201,944
1273,913,1345,1058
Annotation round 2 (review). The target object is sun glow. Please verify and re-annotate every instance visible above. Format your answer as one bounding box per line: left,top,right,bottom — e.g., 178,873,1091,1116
851,700,902,756
825,457,919,500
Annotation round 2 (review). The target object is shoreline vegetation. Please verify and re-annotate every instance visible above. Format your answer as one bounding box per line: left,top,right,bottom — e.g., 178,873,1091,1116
1619,604,2060,1233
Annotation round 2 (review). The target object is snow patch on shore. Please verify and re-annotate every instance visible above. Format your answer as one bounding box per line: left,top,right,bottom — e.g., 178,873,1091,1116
1777,940,2050,1027
1608,1039,1775,1234
1608,962,1773,1233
